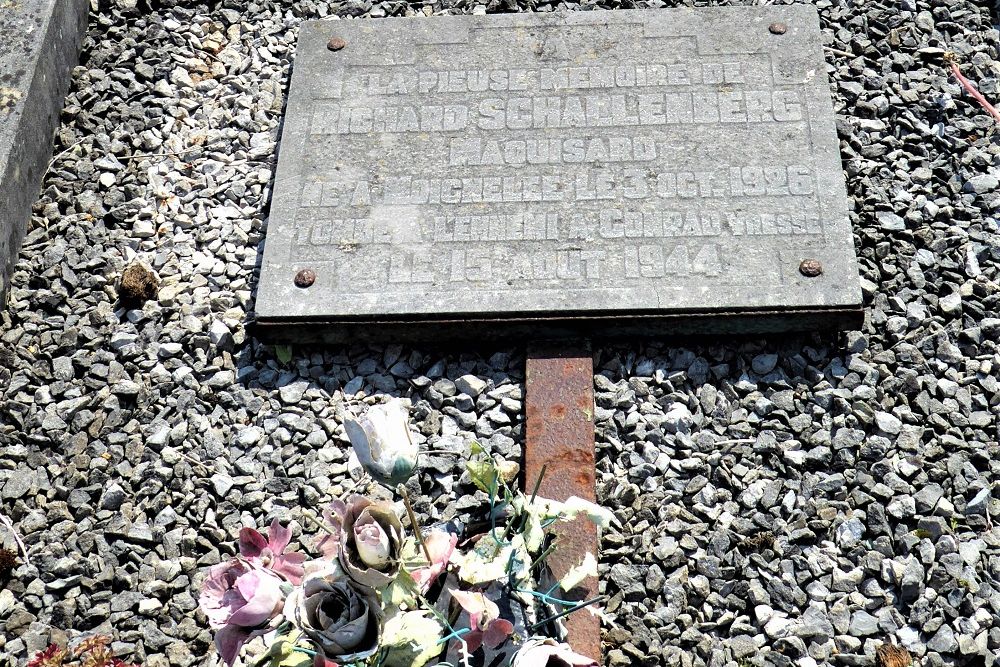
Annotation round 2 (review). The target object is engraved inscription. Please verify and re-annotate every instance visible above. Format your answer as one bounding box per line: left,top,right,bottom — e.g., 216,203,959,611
449,136,657,166
298,165,817,208
311,89,802,134
355,63,747,96
260,10,856,321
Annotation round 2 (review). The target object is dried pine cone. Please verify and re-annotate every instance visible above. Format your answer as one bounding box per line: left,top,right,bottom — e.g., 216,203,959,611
0,547,17,578
118,262,159,308
875,643,911,667
741,531,775,552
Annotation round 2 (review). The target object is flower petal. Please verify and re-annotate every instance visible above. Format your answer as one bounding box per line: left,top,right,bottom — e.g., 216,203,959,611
425,530,459,561
273,553,307,585
411,531,457,593
294,577,382,662
338,500,402,588
234,571,259,602
344,400,418,487
483,619,514,649
268,519,292,553
451,590,499,631
464,630,484,655
344,419,378,467
200,561,249,628
214,625,251,667
327,613,371,651
354,518,391,569
239,528,268,559
227,572,283,627
315,533,339,559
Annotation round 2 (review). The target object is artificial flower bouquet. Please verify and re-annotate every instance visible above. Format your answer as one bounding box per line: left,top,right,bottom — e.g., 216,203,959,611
198,399,611,667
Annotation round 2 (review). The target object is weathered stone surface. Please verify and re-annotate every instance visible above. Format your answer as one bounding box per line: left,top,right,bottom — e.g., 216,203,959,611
0,0,88,304
256,8,861,341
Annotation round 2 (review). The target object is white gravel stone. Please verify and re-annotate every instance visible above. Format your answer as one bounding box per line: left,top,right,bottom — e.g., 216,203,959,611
455,374,488,397
874,411,902,434
279,379,309,404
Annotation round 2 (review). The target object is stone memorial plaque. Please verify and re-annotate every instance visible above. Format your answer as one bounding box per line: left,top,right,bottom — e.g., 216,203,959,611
255,7,862,342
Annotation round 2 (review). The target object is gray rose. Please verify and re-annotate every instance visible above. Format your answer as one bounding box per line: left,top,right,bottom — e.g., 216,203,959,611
284,570,382,662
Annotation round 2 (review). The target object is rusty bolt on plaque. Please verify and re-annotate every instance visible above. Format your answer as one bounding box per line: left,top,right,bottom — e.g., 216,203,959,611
294,268,316,288
327,37,347,51
769,22,787,34
799,259,823,277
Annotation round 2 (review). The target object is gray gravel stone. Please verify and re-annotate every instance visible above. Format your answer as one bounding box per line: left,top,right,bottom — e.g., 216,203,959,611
928,624,958,653
51,357,74,380
963,174,999,193
278,379,309,404
99,482,126,510
2,2,999,667
914,483,945,513
454,374,487,397
849,610,879,637
874,411,902,434
609,563,645,599
751,353,779,375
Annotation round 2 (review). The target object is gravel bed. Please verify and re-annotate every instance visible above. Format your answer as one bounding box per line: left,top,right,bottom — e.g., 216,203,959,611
1,0,999,666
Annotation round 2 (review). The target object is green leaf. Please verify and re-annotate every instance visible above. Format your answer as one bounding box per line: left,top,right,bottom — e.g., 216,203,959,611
381,567,420,612
380,611,445,667
562,496,616,528
277,651,313,667
469,441,485,456
467,459,500,495
252,630,312,667
560,551,598,591
275,345,293,364
510,494,615,553
522,507,545,553
453,534,530,585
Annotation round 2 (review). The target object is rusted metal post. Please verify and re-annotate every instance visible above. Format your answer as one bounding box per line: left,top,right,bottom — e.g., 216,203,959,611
524,345,600,661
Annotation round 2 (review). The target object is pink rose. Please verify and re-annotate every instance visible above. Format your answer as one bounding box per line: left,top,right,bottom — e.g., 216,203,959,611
239,519,306,585
199,559,285,666
316,496,403,587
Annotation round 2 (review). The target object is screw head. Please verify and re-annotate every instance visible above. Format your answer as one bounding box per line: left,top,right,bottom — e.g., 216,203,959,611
327,37,347,51
294,268,316,288
769,22,787,35
799,259,823,277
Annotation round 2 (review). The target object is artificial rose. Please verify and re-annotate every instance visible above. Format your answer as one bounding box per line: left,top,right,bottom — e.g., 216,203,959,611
317,496,404,587
239,519,306,585
199,559,285,666
284,572,382,662
509,637,598,667
344,399,419,487
354,515,392,568
410,530,458,593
